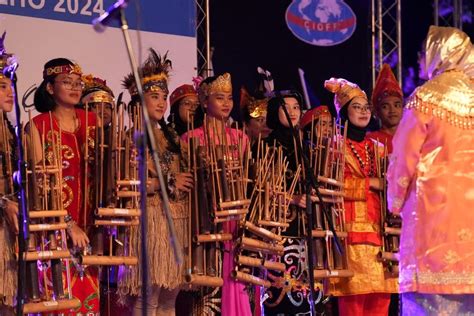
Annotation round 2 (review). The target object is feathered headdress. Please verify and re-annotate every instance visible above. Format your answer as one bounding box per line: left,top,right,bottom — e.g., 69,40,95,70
122,48,172,97
0,31,16,79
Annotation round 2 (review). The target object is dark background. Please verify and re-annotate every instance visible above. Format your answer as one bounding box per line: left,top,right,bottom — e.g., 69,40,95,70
208,0,473,120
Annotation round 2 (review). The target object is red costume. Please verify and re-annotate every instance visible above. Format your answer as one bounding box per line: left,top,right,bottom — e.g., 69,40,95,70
32,109,99,315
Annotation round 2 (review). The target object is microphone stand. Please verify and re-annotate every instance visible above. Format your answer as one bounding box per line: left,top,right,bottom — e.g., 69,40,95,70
6,65,28,316
278,95,343,315
94,4,184,315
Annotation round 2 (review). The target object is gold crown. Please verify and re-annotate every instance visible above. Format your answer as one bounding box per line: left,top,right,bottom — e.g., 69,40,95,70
199,73,232,97
249,99,268,118
82,91,114,105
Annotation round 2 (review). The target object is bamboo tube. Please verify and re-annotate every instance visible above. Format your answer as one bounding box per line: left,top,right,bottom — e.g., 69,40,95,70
96,208,140,217
29,223,68,232
23,298,82,314
240,237,284,255
318,188,345,197
231,270,271,288
80,255,138,266
313,269,354,278
257,220,290,228
378,251,399,262
95,219,139,226
193,233,233,243
29,210,67,218
214,215,242,224
244,221,283,242
214,209,248,217
116,191,141,198
219,199,251,209
317,176,344,187
237,255,285,272
117,180,141,186
384,227,401,236
24,250,71,261
311,230,348,238
185,274,223,287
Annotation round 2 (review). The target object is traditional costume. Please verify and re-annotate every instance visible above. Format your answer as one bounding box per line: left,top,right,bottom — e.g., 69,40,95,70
324,78,398,316
118,49,189,315
0,31,17,315
181,73,252,316
387,25,474,315
262,92,313,315
31,59,100,315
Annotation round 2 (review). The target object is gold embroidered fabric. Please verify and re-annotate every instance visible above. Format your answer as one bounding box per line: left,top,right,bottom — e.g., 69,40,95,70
406,70,474,129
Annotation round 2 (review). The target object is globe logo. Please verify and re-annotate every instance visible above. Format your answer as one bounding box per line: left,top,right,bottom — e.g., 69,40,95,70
285,0,357,47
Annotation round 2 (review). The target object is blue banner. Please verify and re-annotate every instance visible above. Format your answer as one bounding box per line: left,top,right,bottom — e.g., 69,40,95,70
0,0,195,37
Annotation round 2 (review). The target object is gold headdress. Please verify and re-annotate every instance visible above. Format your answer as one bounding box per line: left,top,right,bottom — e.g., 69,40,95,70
81,74,115,105
324,77,367,114
424,25,473,80
406,26,474,129
199,73,232,99
240,87,268,119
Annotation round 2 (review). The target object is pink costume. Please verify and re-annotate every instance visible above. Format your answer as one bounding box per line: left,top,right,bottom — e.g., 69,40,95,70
387,26,474,297
182,125,252,316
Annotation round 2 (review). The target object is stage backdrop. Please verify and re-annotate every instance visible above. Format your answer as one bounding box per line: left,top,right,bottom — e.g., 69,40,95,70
0,0,196,121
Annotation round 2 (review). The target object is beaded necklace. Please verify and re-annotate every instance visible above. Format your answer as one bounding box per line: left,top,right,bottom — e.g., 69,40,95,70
348,140,375,177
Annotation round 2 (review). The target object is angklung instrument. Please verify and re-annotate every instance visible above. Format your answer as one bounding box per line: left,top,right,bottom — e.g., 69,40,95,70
21,112,81,314
185,118,250,288
307,119,353,284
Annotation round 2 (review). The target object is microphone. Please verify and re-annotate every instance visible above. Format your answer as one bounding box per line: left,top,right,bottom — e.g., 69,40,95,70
92,0,129,33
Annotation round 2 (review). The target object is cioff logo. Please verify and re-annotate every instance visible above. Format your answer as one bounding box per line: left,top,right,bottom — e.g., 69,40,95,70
285,0,357,47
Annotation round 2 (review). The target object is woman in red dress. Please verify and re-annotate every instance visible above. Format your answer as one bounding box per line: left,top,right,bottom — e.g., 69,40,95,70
30,58,99,315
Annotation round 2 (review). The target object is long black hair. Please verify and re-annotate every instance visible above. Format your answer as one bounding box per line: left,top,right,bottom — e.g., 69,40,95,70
33,58,76,113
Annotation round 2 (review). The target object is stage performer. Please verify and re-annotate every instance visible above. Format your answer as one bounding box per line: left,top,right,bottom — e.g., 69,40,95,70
30,57,99,315
167,83,203,136
182,73,252,316
0,31,18,316
119,49,192,316
262,90,317,315
324,78,398,316
387,25,474,315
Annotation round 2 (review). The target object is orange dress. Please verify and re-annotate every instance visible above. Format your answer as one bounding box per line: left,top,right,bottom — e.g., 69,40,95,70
328,138,398,296
387,70,474,294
